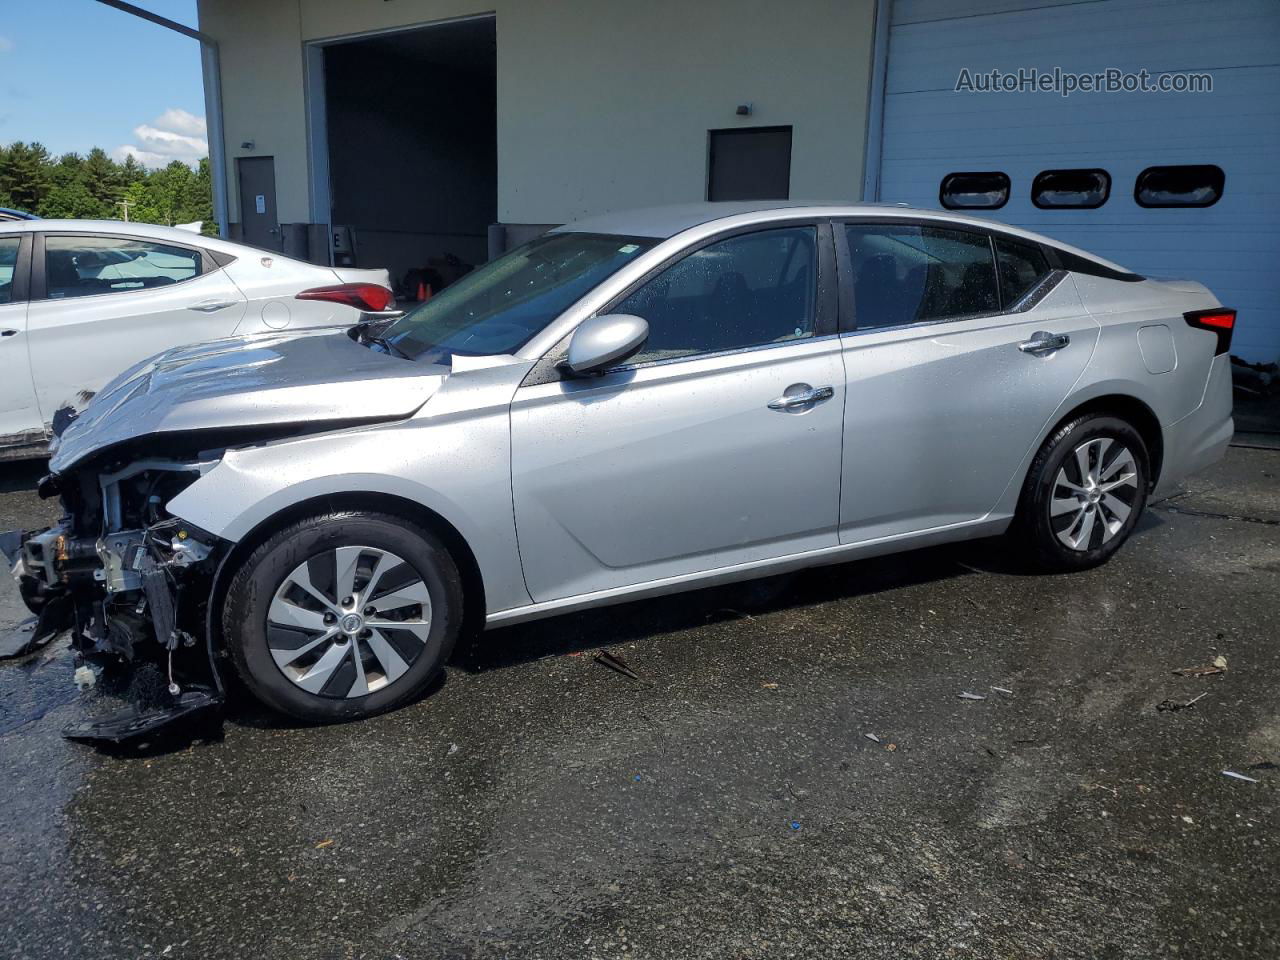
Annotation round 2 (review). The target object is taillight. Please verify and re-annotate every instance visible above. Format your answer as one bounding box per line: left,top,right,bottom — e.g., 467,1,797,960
1183,307,1236,355
296,283,394,312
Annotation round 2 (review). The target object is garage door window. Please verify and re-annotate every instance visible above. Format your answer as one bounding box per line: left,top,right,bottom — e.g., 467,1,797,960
0,237,19,304
1032,169,1110,209
845,224,999,328
616,226,817,363
1134,165,1225,208
939,172,1010,210
44,235,202,300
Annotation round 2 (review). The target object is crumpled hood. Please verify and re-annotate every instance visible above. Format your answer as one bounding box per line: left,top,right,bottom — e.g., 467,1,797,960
50,329,448,472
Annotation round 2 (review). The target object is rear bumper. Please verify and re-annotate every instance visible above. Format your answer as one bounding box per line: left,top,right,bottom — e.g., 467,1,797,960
1151,352,1234,501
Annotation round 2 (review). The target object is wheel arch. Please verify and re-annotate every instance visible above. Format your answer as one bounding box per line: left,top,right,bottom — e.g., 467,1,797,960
205,491,488,659
1040,392,1165,487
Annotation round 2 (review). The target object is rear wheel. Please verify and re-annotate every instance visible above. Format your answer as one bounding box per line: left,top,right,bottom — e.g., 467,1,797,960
1013,414,1149,571
222,511,462,722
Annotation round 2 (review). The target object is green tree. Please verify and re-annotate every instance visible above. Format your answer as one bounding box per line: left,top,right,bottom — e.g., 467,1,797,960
0,141,53,212
82,147,122,208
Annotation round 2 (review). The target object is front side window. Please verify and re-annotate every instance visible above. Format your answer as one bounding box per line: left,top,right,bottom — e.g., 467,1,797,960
994,236,1051,306
0,237,20,304
939,171,1010,210
1134,164,1224,208
845,224,998,329
1032,169,1110,209
44,235,202,300
386,232,657,363
614,226,817,364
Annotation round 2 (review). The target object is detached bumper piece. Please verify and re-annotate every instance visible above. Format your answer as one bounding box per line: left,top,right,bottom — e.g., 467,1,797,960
62,687,223,745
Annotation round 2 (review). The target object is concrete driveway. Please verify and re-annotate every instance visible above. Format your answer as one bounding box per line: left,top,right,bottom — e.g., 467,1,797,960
1,449,1277,959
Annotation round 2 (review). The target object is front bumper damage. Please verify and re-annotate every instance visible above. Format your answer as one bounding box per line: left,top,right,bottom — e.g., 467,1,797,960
4,458,227,744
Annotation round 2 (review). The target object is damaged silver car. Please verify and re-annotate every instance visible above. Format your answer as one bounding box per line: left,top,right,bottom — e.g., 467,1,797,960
3,203,1235,737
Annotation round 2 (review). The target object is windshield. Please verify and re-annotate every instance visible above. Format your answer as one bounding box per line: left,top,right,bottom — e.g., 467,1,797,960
383,232,658,363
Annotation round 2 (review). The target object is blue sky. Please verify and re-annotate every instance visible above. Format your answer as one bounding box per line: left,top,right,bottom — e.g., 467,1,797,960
0,0,206,165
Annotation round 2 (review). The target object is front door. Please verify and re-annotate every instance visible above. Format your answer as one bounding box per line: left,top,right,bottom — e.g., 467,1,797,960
511,224,844,602
237,156,280,251
835,222,1100,543
0,233,42,447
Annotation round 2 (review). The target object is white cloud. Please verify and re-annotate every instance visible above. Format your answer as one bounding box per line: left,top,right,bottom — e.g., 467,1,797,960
113,108,208,168
0,36,13,54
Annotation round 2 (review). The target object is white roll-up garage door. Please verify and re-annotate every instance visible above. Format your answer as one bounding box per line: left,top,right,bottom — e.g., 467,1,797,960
875,0,1280,363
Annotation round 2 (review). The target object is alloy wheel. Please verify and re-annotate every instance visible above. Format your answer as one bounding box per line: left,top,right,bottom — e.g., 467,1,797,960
265,545,433,698
1049,437,1140,551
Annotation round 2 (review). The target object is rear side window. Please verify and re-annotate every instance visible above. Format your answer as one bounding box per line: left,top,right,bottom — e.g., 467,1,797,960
845,224,998,329
615,226,817,364
0,237,19,304
994,237,1051,306
1032,169,1110,209
1135,165,1224,208
939,172,1010,210
44,235,202,300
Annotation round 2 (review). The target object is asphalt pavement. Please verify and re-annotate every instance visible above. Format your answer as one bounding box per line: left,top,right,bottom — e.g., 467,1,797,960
1,449,1277,959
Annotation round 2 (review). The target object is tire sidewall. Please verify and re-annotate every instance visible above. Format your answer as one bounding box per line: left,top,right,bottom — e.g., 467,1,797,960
224,512,461,722
1023,416,1149,570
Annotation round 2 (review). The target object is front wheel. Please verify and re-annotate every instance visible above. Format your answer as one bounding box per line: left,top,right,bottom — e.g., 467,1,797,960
222,511,463,722
1012,414,1149,572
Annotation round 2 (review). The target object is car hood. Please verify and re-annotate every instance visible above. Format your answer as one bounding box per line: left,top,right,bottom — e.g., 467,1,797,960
50,329,448,472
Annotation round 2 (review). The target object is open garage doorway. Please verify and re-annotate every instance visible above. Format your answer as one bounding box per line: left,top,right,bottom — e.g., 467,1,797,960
307,15,496,298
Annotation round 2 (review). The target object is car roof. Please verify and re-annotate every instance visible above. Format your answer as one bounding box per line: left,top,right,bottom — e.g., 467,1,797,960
552,201,1134,275
0,218,253,257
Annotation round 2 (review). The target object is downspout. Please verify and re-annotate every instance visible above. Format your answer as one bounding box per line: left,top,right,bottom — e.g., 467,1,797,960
93,0,230,238
860,0,892,202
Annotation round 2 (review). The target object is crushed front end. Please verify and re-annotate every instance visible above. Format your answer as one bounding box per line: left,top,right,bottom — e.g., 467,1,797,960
4,457,227,743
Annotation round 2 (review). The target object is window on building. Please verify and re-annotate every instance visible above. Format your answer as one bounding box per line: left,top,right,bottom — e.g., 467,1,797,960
0,237,20,304
707,127,793,202
1032,169,1111,209
1134,164,1225,208
939,171,1010,210
994,236,1051,307
844,224,999,329
44,235,202,300
615,226,817,364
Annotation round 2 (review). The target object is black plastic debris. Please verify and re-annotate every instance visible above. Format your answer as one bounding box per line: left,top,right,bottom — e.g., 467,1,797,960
62,688,222,745
594,650,640,681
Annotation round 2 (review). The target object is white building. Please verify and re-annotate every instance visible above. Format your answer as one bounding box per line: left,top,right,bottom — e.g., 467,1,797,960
192,0,1280,362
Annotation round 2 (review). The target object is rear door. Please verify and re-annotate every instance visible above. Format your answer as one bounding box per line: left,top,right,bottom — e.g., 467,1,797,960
0,233,43,447
510,223,845,602
836,221,1100,543
25,231,246,422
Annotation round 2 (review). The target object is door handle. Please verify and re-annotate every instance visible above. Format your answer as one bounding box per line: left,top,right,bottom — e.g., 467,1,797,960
187,299,239,313
768,384,834,411
0,329,17,338
1018,331,1070,356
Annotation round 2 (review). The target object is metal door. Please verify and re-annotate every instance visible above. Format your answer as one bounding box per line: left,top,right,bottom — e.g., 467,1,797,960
237,156,281,251
837,278,1100,544
510,338,845,602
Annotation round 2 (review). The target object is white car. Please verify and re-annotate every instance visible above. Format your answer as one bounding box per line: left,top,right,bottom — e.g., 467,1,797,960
0,220,395,459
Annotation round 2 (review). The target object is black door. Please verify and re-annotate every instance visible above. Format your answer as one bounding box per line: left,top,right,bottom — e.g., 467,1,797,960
236,156,281,251
707,126,792,202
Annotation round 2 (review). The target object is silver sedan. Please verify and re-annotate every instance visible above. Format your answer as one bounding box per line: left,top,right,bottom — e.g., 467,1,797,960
7,202,1235,726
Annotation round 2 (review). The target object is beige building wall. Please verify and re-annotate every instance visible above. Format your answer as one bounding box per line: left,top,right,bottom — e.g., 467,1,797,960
198,0,877,229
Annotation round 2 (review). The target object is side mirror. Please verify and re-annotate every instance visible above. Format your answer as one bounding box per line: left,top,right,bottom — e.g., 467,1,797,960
565,314,649,376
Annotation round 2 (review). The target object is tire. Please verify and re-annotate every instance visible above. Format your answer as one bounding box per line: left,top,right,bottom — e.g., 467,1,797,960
1012,414,1149,572
222,510,463,722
